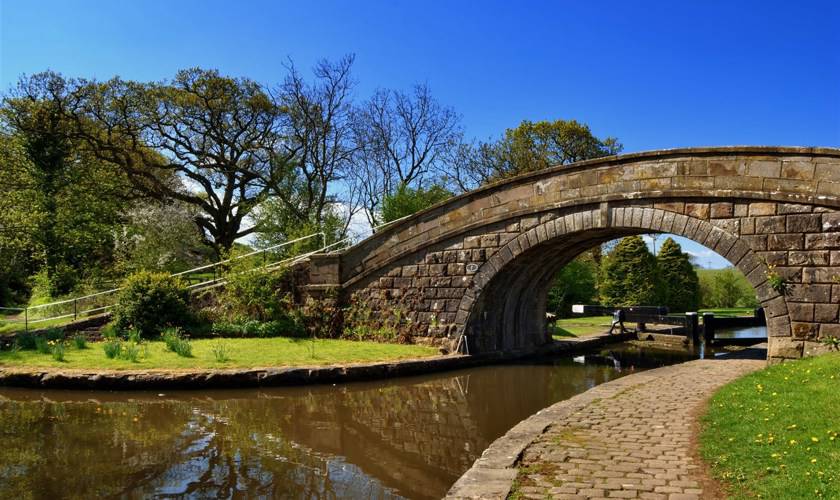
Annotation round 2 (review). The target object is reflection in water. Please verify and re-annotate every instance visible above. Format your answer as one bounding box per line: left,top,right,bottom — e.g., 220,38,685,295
0,346,681,499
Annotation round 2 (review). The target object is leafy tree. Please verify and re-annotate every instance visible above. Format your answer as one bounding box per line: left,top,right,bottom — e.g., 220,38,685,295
598,235,660,307
65,69,292,257
448,119,622,191
698,268,759,308
656,237,700,312
114,200,212,274
1,73,130,295
547,255,599,318
380,183,453,224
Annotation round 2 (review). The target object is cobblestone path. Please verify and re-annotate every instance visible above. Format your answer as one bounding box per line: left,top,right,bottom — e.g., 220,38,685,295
446,353,764,499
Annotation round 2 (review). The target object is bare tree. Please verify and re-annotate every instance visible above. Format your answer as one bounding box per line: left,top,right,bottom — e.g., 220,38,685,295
351,84,461,226
268,55,360,243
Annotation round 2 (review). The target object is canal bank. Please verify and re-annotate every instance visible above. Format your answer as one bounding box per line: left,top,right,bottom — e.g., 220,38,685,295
0,332,634,390
446,346,766,499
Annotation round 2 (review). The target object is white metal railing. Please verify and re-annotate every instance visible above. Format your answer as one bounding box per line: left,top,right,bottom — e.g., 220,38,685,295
0,231,336,333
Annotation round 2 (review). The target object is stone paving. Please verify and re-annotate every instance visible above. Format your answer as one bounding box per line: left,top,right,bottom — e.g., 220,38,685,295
446,352,765,499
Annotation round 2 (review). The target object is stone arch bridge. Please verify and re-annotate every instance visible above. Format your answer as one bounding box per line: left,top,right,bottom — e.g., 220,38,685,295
305,147,840,363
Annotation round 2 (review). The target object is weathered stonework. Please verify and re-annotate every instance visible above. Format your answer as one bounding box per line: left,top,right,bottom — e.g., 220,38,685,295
304,147,840,363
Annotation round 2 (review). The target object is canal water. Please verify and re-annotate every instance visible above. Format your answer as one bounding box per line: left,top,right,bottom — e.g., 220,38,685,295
0,335,760,499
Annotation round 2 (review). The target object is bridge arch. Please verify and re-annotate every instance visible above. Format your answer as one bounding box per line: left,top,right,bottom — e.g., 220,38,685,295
458,206,787,353
305,147,840,363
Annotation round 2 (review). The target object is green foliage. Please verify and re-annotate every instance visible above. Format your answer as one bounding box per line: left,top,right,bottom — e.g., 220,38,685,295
162,327,192,357
14,333,37,351
598,236,660,307
547,256,599,317
211,341,230,362
34,336,49,354
210,319,305,338
113,271,191,338
380,183,453,223
72,334,87,349
698,268,758,308
656,237,700,312
454,119,623,187
102,339,122,359
123,342,141,362
50,341,65,361
765,264,790,296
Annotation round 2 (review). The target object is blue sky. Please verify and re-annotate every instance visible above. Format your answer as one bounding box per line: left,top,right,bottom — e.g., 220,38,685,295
2,1,839,267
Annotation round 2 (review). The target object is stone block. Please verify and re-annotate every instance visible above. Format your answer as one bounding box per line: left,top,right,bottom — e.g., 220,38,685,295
709,160,744,176
767,233,803,250
819,323,840,339
793,322,818,341
685,203,710,220
786,214,821,233
747,159,781,178
777,203,812,214
787,303,814,322
817,180,840,197
733,203,749,217
788,283,832,303
814,162,840,182
741,234,767,251
805,232,840,249
711,218,739,235
464,236,481,249
781,160,815,180
814,303,839,322
822,213,840,232
749,202,776,216
710,202,733,218
754,216,786,233
654,201,685,213
768,338,803,358
757,251,786,266
802,267,840,284
480,234,499,248
714,176,764,191
788,250,829,266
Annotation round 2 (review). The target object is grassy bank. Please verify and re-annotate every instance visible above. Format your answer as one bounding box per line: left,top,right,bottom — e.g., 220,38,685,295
551,316,612,338
0,337,438,370
700,352,840,499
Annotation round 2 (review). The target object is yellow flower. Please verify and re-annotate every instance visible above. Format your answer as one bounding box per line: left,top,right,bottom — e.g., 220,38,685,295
811,437,819,443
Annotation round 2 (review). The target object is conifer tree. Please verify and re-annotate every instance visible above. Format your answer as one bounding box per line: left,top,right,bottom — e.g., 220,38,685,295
657,237,700,312
598,235,660,307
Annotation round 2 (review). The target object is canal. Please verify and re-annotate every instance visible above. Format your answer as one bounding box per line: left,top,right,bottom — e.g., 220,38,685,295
0,335,759,499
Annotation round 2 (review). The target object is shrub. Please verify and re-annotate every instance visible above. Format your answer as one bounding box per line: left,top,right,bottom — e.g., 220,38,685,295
210,318,305,338
51,342,66,362
44,328,63,341
113,271,191,338
123,342,140,362
211,341,230,362
162,327,192,357
220,265,294,323
15,333,37,350
103,339,122,359
73,334,87,349
35,336,50,354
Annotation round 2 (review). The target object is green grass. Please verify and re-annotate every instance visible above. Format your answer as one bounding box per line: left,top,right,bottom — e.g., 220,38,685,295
700,352,840,499
551,316,612,339
0,337,438,370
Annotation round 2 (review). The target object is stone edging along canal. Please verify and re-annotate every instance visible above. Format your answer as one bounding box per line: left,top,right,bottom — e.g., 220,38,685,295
0,332,632,390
